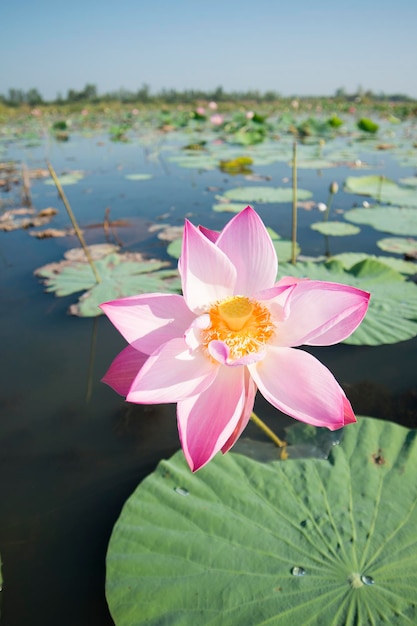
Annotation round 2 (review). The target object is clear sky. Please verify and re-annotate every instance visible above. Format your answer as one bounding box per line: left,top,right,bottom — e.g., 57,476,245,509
2,0,417,100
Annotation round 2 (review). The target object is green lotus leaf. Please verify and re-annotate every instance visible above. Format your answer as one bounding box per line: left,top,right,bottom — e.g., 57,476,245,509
35,252,180,317
295,159,337,169
278,258,417,345
344,175,417,207
399,176,417,187
223,186,312,204
267,227,300,262
377,237,417,259
331,252,417,276
44,172,84,186
212,202,249,213
344,206,417,236
106,417,417,626
124,173,153,181
310,221,361,236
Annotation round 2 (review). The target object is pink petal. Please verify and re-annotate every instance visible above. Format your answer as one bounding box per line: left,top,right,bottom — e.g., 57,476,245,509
198,225,219,243
127,338,217,404
221,370,257,454
180,219,236,312
177,366,246,471
273,280,370,347
102,345,148,397
249,346,354,430
100,293,194,354
215,206,278,295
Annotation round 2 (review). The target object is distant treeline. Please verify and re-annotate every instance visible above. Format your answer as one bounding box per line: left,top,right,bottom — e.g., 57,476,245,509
1,83,415,106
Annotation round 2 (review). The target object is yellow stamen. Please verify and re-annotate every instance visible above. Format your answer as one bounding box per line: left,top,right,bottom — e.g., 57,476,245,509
201,296,274,361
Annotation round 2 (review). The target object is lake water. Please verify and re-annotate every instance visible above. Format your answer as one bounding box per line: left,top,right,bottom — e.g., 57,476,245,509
1,121,417,625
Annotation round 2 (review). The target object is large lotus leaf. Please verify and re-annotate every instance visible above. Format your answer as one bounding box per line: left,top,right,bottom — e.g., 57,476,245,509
344,175,417,207
36,252,180,316
223,186,312,203
278,258,417,345
106,417,417,626
212,202,249,213
267,227,300,262
310,221,360,236
344,206,417,236
331,252,417,276
377,237,417,259
124,173,153,181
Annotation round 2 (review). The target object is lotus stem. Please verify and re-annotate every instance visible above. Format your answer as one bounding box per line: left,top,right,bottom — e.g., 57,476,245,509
250,412,287,454
47,160,101,284
291,141,298,264
377,175,384,204
22,163,32,207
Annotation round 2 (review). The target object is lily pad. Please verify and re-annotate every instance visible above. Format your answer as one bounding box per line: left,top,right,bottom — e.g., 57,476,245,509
310,221,361,236
124,173,153,181
212,202,249,213
344,176,417,207
331,252,417,276
35,250,180,317
377,237,417,259
44,171,84,186
278,258,417,345
295,159,337,169
223,186,313,204
106,417,417,626
399,176,417,187
344,206,417,236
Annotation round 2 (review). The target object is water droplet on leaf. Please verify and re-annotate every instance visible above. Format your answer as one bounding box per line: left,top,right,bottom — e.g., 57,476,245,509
174,487,189,496
291,566,306,576
361,575,375,585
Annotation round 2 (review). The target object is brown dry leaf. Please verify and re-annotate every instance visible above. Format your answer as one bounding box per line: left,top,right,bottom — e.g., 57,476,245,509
29,168,50,179
29,228,76,239
38,207,58,217
297,200,317,211
157,225,184,241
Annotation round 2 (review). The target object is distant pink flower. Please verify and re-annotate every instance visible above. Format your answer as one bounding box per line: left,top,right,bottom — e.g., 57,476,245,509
131,108,139,115
31,108,42,117
101,207,370,471
210,114,224,125
208,101,218,110
196,107,206,115
81,109,89,116
246,110,254,119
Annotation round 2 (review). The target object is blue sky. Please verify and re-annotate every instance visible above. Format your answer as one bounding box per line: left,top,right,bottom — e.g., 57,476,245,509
2,0,417,100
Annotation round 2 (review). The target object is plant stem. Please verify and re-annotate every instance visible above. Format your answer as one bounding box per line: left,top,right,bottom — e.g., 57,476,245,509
291,140,298,264
250,412,287,449
47,160,101,284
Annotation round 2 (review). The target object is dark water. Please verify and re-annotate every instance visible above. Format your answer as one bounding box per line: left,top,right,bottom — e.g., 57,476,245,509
0,129,416,625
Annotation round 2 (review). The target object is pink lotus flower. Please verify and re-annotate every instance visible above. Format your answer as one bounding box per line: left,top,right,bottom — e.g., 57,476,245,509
100,207,370,471
210,114,224,125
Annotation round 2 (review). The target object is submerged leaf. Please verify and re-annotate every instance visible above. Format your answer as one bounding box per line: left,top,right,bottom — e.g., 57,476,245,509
106,417,417,626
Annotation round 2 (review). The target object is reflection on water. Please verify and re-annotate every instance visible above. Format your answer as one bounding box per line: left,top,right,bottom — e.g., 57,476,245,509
0,130,416,625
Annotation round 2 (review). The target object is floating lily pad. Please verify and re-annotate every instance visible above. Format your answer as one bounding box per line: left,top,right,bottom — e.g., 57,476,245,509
278,258,417,345
399,176,417,187
344,206,417,236
106,417,417,626
344,176,417,207
212,202,249,213
168,155,218,170
295,159,336,169
310,221,361,236
377,237,417,259
44,171,84,186
331,252,417,276
35,250,180,317
124,173,153,181
267,227,300,262
223,186,312,204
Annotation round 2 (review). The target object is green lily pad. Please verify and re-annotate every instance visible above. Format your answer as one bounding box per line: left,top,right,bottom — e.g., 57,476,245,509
331,252,417,276
44,171,84,186
124,173,153,181
344,206,417,236
168,155,218,170
106,417,417,626
212,202,249,213
344,176,417,207
295,159,337,169
35,250,180,317
223,186,312,204
377,237,417,259
278,258,417,345
310,221,361,236
399,176,417,187
267,227,300,262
